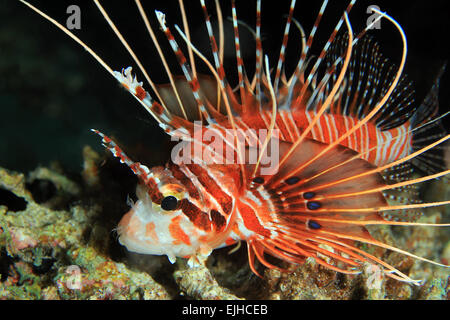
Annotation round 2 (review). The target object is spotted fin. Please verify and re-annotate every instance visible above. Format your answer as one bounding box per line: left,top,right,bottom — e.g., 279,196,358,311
321,34,416,130
409,64,449,176
245,139,449,283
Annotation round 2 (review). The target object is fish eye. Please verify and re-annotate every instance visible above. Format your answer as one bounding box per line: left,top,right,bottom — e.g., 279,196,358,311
161,195,178,211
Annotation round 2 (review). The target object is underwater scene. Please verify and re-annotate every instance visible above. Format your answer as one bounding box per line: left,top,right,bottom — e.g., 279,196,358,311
0,0,449,300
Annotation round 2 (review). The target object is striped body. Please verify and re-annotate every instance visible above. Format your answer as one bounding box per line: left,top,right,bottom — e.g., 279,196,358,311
92,0,448,281
90,0,449,283
21,0,449,284
115,152,288,257
235,110,413,166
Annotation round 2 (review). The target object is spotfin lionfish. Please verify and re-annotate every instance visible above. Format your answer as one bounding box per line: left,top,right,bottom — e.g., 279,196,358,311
20,0,450,285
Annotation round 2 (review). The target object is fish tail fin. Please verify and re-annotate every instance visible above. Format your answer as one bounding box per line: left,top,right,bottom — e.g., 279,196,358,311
409,64,449,176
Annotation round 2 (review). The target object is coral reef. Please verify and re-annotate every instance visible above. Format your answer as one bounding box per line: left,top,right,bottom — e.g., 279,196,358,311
0,152,169,300
0,147,448,300
1,0,448,301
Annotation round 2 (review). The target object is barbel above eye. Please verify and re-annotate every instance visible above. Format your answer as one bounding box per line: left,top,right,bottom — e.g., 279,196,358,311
161,195,178,211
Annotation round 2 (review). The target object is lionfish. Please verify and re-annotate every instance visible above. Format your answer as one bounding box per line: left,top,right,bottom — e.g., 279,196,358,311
20,0,450,285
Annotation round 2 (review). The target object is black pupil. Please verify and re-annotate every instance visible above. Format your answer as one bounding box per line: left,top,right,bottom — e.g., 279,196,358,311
252,177,264,184
161,196,178,211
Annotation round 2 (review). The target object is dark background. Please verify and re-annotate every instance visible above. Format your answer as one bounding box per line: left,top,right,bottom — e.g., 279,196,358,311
1,0,449,173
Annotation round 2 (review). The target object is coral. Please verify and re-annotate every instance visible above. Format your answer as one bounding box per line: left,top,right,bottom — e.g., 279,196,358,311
0,163,169,300
0,147,448,300
174,262,242,300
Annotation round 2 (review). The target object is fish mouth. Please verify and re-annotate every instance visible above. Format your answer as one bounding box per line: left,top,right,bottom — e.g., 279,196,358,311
115,203,168,255
115,205,153,253
117,234,153,255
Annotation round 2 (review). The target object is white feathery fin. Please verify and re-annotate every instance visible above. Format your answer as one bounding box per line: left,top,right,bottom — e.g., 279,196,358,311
93,0,173,118
148,1,229,122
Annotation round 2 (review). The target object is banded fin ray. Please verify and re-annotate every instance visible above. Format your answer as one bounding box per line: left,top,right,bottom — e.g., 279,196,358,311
246,139,449,283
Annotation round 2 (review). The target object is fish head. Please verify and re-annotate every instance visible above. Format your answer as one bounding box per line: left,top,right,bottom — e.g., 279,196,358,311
116,165,215,263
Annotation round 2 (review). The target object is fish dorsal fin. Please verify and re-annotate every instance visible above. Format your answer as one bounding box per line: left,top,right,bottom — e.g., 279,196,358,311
157,75,226,121
322,34,415,130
